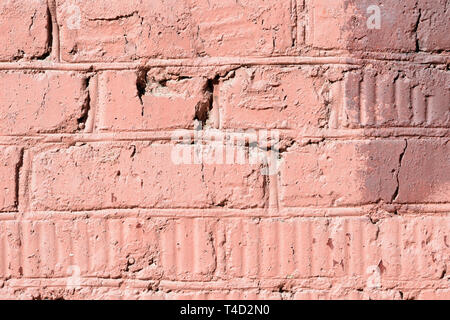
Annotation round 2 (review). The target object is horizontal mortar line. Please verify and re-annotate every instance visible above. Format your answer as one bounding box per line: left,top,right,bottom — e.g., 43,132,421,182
1,204,448,221
282,206,450,215
0,53,448,71
0,57,358,71
0,128,448,144
4,278,448,291
0,136,448,147
158,279,450,291
6,275,448,283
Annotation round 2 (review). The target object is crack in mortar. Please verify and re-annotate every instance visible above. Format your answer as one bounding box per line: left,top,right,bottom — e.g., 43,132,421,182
391,139,408,203
40,0,60,61
194,76,216,127
77,75,93,130
87,11,140,22
413,2,422,53
14,149,24,210
136,67,149,115
31,4,53,60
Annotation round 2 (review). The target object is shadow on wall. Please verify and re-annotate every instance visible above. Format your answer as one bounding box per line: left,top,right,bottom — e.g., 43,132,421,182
324,0,450,206
273,0,450,291
313,0,449,53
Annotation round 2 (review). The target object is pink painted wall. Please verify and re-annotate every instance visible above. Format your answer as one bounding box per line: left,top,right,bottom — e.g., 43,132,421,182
0,0,448,300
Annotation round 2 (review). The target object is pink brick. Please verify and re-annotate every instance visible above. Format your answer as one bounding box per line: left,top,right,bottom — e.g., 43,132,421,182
308,0,418,52
224,218,379,279
159,218,217,281
0,0,448,301
417,0,450,51
377,216,449,281
21,221,41,278
0,72,90,135
0,217,217,281
31,143,266,211
331,66,450,128
98,71,210,131
0,216,448,297
57,0,294,62
0,221,22,278
224,216,449,281
118,218,164,279
280,140,405,207
397,139,450,203
0,147,22,212
416,289,450,300
219,67,329,130
0,0,50,61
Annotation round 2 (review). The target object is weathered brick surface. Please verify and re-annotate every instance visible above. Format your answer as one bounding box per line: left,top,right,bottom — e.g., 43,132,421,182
56,0,295,62
98,70,210,131
0,0,448,300
224,216,449,281
279,140,405,207
31,143,266,211
307,0,450,53
219,67,330,130
0,147,22,212
0,216,448,299
0,0,50,61
329,66,450,129
396,139,450,203
0,72,90,135
417,0,450,51
307,0,419,52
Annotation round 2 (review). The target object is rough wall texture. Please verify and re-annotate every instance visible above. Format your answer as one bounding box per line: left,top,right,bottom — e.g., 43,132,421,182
0,0,449,300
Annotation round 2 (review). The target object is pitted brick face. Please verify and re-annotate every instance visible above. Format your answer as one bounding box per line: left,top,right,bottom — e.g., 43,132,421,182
0,0,448,300
0,0,50,61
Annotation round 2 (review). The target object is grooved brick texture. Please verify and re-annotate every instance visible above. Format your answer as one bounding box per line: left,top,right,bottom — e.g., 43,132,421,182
0,0,449,300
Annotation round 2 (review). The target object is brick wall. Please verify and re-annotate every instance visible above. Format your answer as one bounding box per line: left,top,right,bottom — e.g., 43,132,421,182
0,0,448,300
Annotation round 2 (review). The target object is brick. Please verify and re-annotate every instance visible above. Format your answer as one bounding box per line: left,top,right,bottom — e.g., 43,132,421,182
376,216,449,280
0,216,448,297
0,0,50,61
1,0,448,301
416,289,450,300
307,0,418,52
330,66,450,129
98,71,210,131
31,143,266,211
2,216,447,283
219,67,329,130
224,216,449,281
0,221,22,278
417,0,450,51
0,72,90,135
0,147,22,212
280,140,405,207
224,218,379,279
56,0,294,62
397,139,450,203
159,218,217,281
118,218,164,279
0,217,217,281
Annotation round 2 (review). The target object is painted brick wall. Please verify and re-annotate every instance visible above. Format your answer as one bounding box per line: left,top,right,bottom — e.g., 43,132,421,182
0,0,448,300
